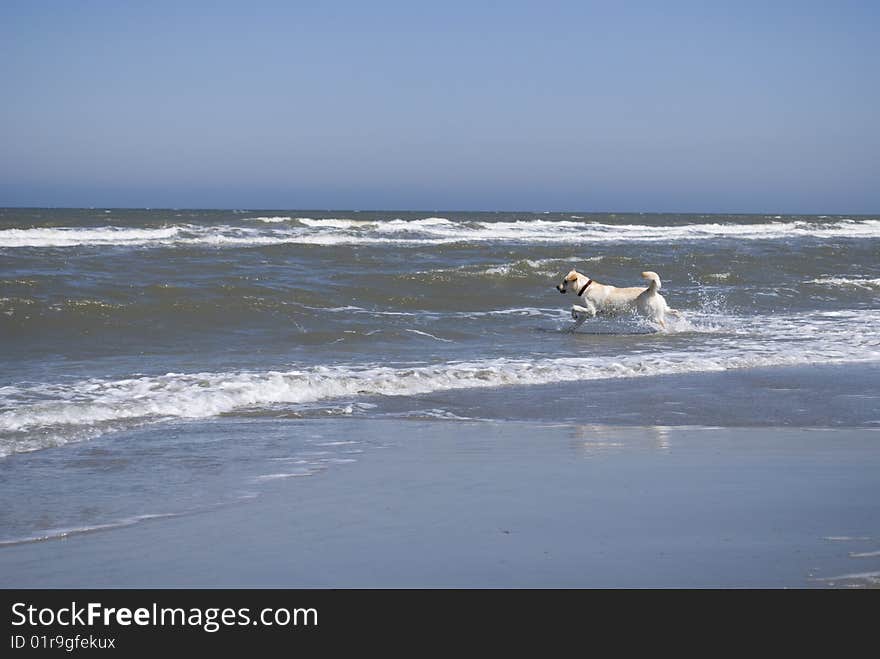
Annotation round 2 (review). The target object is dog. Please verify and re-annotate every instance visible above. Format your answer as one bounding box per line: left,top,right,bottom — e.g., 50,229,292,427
556,269,673,330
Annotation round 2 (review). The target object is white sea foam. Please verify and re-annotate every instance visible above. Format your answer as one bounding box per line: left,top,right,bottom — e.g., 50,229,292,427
297,303,567,320
3,218,879,249
0,512,181,547
283,218,880,245
807,276,880,290
298,216,454,234
246,216,293,223
296,217,372,228
1,309,878,455
394,408,477,421
255,471,315,481
412,217,453,225
481,258,561,277
811,571,880,585
416,257,584,279
405,329,454,342
0,226,182,248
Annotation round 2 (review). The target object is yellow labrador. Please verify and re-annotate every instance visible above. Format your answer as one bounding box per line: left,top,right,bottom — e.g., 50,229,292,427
556,269,673,330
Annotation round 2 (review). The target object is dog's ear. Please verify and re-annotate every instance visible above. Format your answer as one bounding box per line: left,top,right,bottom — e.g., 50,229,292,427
566,270,579,282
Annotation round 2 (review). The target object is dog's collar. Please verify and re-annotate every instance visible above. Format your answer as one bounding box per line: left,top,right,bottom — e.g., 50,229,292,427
577,280,593,296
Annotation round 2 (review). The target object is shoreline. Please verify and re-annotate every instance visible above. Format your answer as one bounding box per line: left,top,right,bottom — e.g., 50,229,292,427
1,421,878,588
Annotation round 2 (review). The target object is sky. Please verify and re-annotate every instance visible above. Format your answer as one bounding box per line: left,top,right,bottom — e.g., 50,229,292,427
1,0,878,212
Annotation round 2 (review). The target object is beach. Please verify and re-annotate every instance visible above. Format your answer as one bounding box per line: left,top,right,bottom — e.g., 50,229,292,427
1,209,879,588
1,419,878,588
3,0,879,598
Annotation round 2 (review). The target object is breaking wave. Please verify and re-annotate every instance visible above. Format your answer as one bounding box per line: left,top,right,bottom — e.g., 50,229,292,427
807,276,880,291
2,309,878,455
3,217,879,249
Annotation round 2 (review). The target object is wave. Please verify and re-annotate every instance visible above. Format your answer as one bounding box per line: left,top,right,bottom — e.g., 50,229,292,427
404,329,454,342
410,256,611,282
245,216,293,223
0,512,182,547
295,217,375,228
3,217,879,249
292,303,567,319
2,309,878,455
0,226,182,248
282,217,880,243
480,258,566,277
807,276,880,291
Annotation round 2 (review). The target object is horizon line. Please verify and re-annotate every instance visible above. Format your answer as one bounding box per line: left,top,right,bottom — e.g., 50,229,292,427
1,206,877,217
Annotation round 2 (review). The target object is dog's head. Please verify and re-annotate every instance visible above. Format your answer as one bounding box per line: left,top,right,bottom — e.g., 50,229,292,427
556,269,580,294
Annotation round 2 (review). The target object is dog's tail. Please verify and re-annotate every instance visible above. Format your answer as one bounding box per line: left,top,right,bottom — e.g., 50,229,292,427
641,271,662,291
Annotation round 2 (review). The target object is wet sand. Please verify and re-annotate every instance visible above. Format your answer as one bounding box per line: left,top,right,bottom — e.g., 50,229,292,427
1,421,878,588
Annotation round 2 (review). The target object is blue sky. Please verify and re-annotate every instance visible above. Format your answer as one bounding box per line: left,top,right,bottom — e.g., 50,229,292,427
1,0,878,212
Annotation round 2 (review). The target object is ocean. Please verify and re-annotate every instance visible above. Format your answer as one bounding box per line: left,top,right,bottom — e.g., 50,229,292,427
1,209,879,574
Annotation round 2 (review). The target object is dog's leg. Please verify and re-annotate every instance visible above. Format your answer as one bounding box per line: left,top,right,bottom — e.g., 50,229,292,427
571,303,595,318
570,304,593,319
569,312,587,333
569,305,592,332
